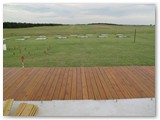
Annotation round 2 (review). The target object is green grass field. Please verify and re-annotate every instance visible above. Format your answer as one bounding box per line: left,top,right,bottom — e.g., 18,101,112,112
3,25,155,67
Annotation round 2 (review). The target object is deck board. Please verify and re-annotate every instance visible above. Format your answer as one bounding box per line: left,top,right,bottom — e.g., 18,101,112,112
81,67,89,99
87,67,101,100
102,67,124,99
64,68,72,100
92,67,106,99
59,68,69,100
45,67,60,100
84,68,95,99
76,68,83,99
71,67,77,99
52,67,66,100
3,66,155,100
99,67,119,99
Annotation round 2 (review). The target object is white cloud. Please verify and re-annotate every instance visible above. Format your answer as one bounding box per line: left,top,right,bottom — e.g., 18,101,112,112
3,3,155,25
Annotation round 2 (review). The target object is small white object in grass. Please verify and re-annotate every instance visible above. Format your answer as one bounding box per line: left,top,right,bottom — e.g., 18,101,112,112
3,38,6,40
39,36,46,38
98,35,108,38
77,36,88,38
98,34,108,38
57,36,67,39
3,44,7,51
116,34,126,38
16,38,26,41
36,38,46,40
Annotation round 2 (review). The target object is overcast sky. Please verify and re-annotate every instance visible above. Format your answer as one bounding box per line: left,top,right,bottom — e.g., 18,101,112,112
3,3,155,25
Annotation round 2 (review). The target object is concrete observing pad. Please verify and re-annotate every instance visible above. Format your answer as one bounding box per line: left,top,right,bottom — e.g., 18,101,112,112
37,36,46,38
36,35,47,40
5,98,155,116
116,34,127,38
77,35,88,38
98,34,109,38
57,36,67,39
16,38,26,41
36,38,46,40
98,35,108,38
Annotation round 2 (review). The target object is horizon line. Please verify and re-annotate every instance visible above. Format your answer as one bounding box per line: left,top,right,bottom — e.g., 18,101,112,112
3,22,155,26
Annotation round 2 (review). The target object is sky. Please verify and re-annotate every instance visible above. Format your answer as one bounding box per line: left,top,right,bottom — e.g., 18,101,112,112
3,3,155,25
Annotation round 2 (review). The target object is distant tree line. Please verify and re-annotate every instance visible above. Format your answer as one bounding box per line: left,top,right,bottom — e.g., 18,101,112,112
3,22,63,28
3,22,153,28
88,23,120,26
88,23,153,26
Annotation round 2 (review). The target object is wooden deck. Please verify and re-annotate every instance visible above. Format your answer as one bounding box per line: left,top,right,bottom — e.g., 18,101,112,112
3,66,155,100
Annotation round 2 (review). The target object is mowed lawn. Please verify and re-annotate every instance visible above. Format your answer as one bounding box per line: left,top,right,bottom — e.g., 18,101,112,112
3,25,155,67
